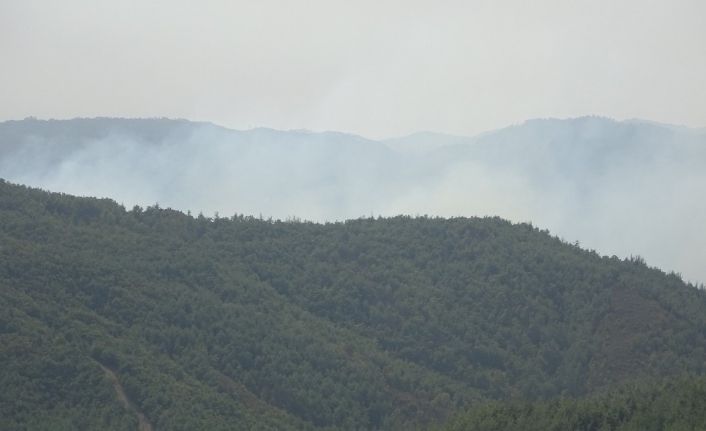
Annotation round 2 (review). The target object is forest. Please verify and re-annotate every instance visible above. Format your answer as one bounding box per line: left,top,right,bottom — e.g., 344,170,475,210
440,375,706,431
1,179,705,430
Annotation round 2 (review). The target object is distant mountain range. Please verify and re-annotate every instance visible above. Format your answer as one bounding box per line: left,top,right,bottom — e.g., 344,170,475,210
1,116,705,282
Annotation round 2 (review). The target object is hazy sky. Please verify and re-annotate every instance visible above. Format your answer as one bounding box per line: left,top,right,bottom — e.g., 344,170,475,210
1,0,704,138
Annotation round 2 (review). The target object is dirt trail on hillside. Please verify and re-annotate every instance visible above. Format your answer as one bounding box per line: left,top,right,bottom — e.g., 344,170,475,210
98,363,154,431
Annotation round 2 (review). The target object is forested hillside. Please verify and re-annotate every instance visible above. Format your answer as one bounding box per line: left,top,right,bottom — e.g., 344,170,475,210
1,180,705,430
440,375,706,431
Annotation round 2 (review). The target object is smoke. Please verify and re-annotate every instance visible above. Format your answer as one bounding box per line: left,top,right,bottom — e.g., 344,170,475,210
1,117,705,284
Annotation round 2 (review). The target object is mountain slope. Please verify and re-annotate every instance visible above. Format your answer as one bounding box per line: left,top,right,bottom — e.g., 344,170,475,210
1,181,705,429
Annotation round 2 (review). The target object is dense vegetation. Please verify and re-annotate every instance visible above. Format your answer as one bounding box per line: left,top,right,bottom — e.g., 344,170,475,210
440,375,706,431
1,179,705,429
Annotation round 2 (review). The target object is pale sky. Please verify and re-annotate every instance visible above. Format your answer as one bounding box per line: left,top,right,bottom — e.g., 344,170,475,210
1,0,705,138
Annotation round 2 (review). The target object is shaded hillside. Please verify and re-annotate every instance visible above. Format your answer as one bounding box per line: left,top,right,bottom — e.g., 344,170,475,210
440,375,706,431
1,180,705,430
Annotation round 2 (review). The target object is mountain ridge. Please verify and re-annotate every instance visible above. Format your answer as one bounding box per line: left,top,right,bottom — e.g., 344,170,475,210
4,115,703,141
1,116,705,284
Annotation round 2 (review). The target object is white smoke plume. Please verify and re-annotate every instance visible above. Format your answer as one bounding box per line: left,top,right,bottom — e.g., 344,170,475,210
1,116,705,284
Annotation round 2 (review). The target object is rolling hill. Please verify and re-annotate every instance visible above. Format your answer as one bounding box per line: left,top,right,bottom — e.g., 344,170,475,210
1,180,705,429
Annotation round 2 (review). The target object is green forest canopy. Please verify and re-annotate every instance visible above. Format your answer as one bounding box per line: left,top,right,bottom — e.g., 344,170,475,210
1,179,705,430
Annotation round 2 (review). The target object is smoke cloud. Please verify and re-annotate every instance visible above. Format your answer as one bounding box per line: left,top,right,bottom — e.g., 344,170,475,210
1,116,705,284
